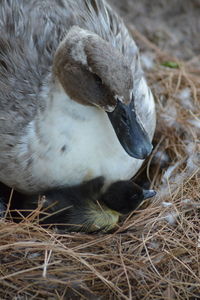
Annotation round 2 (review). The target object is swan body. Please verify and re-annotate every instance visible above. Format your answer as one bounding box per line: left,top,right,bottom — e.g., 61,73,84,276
0,0,156,193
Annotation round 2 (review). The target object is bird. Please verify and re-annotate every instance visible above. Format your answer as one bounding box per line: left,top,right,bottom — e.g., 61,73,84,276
0,0,156,194
5,177,156,232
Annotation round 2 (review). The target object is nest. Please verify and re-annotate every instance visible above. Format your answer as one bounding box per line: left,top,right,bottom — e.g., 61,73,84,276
0,22,200,300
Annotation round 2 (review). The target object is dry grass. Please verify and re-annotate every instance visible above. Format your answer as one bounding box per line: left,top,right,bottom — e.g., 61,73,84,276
0,30,200,300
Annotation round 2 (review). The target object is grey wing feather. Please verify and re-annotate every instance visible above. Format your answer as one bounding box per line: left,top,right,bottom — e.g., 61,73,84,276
0,0,138,134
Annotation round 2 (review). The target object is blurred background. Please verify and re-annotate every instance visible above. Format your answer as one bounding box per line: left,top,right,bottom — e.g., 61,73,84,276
109,0,200,60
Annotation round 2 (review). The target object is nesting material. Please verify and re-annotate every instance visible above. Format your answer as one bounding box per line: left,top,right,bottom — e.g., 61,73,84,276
0,28,200,300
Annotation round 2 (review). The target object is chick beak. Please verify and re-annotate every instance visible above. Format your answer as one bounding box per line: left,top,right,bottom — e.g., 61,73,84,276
143,189,156,200
107,100,153,159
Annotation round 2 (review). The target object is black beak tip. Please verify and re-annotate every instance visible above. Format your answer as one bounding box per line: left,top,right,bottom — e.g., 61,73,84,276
128,143,153,160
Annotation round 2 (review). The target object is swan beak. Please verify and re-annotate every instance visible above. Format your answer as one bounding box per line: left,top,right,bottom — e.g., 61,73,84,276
107,100,153,159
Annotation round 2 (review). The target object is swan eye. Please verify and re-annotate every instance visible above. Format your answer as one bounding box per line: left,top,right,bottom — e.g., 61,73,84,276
94,74,102,85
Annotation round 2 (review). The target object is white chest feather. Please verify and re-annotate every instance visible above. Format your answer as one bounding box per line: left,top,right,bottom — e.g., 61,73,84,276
18,87,142,191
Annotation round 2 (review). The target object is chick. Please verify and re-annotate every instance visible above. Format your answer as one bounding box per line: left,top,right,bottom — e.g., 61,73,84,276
101,180,156,215
3,177,156,232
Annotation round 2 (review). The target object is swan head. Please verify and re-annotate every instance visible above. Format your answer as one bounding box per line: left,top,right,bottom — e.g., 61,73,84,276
53,26,152,159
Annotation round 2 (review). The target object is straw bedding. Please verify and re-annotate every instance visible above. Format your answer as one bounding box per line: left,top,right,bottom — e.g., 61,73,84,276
0,1,200,299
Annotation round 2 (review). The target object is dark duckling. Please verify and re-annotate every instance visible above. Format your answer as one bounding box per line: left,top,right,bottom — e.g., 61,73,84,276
2,177,156,232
